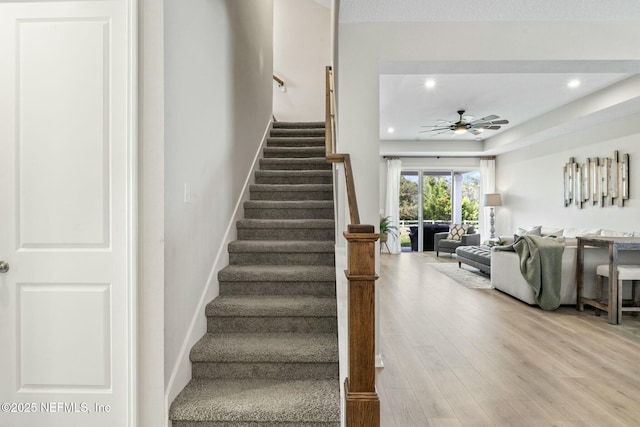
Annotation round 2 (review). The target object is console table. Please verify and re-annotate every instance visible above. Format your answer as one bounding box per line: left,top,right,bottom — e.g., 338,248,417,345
577,236,640,324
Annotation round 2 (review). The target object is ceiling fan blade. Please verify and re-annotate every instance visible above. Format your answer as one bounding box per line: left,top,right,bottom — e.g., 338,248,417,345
420,126,451,131
485,125,501,130
431,129,454,136
470,119,509,128
477,114,499,122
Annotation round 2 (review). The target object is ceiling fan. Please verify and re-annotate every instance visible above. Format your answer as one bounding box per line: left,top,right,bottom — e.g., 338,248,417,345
419,109,509,136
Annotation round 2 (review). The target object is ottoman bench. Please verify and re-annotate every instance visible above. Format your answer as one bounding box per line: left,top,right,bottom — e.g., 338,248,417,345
455,245,491,275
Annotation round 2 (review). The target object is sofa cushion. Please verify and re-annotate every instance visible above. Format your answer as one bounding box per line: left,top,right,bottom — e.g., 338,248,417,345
456,245,491,265
447,224,468,240
541,227,564,237
600,229,634,237
562,227,601,238
439,239,462,249
515,225,542,238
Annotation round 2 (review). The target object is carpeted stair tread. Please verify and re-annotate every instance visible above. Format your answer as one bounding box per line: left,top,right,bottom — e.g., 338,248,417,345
236,219,335,241
270,128,325,138
228,240,334,253
244,200,333,209
169,378,340,426
255,170,332,185
267,137,326,147
250,184,332,201
250,184,332,192
219,281,336,297
190,332,338,363
236,219,334,229
206,295,337,318
219,265,336,282
263,146,326,158
272,121,325,128
259,158,331,171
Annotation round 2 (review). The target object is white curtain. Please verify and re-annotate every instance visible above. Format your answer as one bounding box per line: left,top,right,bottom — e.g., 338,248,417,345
480,158,496,239
384,159,402,254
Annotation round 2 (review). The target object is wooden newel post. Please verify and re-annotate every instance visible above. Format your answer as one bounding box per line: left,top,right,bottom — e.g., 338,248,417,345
344,224,380,427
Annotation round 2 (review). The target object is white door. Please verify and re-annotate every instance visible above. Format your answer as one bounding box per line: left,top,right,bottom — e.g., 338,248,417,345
0,1,135,426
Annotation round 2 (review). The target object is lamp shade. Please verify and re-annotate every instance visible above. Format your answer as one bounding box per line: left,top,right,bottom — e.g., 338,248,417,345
483,193,502,207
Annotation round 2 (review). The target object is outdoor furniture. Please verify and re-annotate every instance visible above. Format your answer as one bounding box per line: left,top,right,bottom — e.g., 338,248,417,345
408,224,449,251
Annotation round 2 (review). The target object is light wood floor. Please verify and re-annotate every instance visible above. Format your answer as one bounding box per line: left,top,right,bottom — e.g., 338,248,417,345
377,252,640,427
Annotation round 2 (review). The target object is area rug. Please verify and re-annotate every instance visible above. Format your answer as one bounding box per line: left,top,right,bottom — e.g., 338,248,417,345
430,263,493,289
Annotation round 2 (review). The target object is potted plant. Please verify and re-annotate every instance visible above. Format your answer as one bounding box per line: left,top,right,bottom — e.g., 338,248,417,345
379,216,398,243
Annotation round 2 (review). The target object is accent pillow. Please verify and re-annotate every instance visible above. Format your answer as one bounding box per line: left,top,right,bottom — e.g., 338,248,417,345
447,224,468,240
563,228,601,238
515,225,542,238
601,229,634,237
541,227,564,237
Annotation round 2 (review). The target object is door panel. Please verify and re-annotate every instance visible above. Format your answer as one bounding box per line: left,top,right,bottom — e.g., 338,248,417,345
0,1,133,426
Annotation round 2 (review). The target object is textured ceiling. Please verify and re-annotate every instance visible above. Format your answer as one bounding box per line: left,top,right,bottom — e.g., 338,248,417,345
340,0,640,23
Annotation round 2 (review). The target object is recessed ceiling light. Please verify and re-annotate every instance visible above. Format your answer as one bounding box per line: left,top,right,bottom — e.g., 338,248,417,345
424,79,436,89
568,79,581,88
387,127,395,133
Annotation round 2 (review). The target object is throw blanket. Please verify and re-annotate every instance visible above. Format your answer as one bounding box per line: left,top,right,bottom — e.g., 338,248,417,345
495,235,564,310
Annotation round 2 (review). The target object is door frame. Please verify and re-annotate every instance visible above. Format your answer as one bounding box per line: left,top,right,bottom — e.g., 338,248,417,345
126,0,138,425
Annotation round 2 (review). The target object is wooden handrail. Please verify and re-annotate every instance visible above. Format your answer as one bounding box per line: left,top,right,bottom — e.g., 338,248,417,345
325,65,380,427
325,66,360,225
273,74,285,88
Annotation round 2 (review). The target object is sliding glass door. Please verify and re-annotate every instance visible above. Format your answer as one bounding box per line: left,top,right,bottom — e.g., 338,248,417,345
399,169,480,252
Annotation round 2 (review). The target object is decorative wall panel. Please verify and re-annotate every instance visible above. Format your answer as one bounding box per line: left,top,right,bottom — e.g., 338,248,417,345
564,151,629,208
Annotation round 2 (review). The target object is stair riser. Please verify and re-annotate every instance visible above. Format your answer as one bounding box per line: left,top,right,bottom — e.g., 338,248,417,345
267,138,325,148
272,122,325,129
270,129,325,137
263,149,326,159
229,252,334,266
250,190,333,201
219,281,336,297
244,208,334,220
255,175,332,185
237,228,335,241
207,316,337,333
173,421,338,427
192,362,338,380
259,160,331,171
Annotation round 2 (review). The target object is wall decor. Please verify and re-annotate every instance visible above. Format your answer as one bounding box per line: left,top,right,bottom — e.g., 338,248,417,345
564,151,629,208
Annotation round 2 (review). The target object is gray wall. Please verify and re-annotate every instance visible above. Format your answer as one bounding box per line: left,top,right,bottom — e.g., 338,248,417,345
163,0,273,406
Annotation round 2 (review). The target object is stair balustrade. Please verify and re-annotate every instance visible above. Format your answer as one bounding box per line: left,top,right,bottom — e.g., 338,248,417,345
325,65,380,427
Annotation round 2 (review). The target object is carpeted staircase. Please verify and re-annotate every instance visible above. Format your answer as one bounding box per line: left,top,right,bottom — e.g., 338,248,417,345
169,122,340,427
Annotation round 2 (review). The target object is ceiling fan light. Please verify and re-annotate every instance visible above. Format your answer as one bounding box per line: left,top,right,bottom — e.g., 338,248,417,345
568,79,581,88
424,79,436,89
454,127,467,134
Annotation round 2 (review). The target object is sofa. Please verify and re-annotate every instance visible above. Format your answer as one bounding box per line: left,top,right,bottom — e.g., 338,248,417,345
434,225,481,256
491,226,640,306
